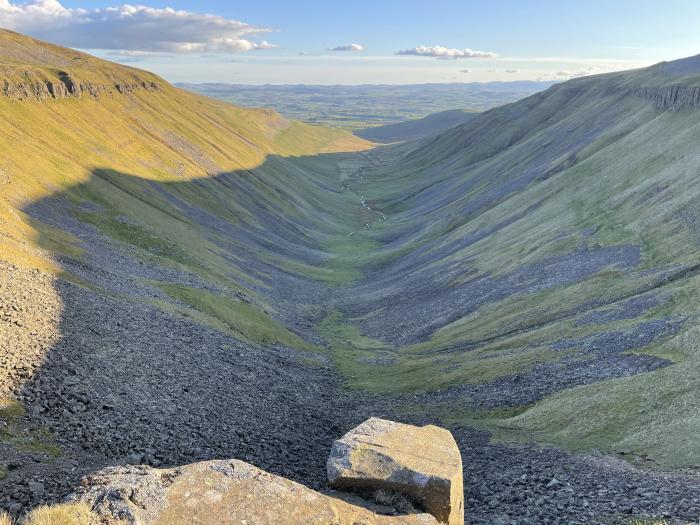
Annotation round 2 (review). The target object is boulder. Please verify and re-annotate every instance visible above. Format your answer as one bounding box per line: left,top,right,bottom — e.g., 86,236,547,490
327,418,463,525
73,459,439,525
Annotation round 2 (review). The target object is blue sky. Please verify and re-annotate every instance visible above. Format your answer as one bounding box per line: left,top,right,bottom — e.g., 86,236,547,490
2,0,699,84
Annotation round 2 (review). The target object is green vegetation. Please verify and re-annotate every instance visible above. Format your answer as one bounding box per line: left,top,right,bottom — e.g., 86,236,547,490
355,109,477,143
75,209,193,266
318,311,564,393
492,325,700,468
158,283,320,351
308,69,700,468
0,399,61,457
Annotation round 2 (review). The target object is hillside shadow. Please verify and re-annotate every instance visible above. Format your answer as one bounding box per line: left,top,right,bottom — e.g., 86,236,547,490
1,153,392,514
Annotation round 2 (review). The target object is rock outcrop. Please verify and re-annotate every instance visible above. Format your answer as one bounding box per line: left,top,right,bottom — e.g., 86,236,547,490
0,29,163,102
1,71,161,101
632,85,700,111
73,459,439,525
70,418,463,524
328,418,464,525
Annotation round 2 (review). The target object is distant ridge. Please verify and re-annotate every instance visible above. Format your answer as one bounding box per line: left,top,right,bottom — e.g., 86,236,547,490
355,109,477,143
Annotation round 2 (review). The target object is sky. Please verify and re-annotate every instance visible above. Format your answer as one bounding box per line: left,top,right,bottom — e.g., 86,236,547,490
1,0,699,84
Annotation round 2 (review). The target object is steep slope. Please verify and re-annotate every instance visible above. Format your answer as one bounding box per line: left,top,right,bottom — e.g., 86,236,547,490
355,109,477,143
0,28,367,286
0,28,381,516
2,30,700,523
323,60,700,471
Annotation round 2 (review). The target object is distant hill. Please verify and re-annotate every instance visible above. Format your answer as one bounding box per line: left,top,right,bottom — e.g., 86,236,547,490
355,109,477,143
176,82,553,130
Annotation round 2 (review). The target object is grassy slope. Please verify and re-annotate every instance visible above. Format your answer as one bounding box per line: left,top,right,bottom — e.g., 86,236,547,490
320,66,700,468
0,29,369,353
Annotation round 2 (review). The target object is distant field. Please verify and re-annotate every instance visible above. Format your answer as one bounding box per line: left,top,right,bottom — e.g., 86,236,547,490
176,82,553,131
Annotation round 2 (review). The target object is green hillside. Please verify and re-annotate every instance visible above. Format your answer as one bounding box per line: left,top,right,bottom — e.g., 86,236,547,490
321,63,700,468
0,29,369,347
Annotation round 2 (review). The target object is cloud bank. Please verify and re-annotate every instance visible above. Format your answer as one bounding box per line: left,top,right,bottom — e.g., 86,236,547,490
0,0,277,53
329,43,364,52
397,45,497,59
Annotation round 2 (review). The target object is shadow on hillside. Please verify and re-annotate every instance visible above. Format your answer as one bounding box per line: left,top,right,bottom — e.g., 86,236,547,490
1,154,391,513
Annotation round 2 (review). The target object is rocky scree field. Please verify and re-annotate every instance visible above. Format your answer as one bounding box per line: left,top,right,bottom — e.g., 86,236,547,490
0,29,699,524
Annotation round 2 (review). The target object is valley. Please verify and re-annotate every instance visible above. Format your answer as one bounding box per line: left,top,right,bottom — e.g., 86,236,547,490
0,29,699,524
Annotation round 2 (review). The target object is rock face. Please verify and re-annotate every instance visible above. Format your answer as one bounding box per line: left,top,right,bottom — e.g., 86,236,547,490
327,418,464,525
73,459,439,525
632,85,700,110
1,74,161,101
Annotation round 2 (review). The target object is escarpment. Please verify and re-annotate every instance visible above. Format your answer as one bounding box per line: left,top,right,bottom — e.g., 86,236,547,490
0,29,164,102
1,69,162,101
631,85,700,110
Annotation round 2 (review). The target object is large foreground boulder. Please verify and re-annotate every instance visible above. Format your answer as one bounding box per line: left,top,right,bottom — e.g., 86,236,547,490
73,459,439,525
327,418,463,525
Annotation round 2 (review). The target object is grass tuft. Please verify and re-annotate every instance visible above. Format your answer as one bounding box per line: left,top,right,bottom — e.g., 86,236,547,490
19,503,93,525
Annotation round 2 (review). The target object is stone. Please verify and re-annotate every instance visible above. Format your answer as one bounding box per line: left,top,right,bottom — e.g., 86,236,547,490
27,481,44,495
546,478,560,489
327,418,463,525
72,460,439,525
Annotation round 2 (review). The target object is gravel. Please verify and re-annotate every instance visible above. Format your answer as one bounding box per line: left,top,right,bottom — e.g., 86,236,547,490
1,262,699,524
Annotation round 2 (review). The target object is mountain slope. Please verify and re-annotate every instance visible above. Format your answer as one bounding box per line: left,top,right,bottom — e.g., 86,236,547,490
0,28,368,274
0,27,385,517
322,61,700,470
355,109,477,143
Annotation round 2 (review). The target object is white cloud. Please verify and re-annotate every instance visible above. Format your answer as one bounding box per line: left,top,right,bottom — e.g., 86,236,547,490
396,45,497,59
536,67,604,82
255,40,277,50
329,43,364,52
0,1,276,53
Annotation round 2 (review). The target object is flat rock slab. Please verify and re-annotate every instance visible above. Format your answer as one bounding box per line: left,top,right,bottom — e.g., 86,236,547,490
73,459,439,525
327,418,463,525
